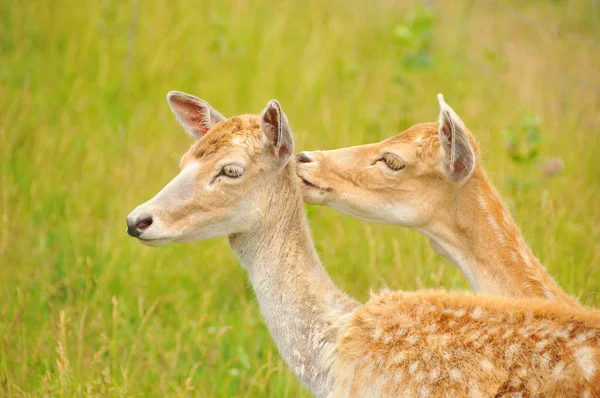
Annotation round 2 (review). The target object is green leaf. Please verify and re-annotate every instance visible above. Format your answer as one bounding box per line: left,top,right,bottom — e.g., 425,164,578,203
394,24,413,45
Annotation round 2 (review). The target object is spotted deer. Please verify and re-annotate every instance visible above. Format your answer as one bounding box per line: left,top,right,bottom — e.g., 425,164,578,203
296,94,580,307
126,91,599,397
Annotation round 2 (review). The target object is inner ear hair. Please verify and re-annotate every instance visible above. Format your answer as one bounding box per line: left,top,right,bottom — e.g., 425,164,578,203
260,100,294,164
437,96,475,183
166,91,226,140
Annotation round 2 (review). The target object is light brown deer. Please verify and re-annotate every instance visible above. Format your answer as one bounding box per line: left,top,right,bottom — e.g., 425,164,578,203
126,92,599,397
296,94,580,307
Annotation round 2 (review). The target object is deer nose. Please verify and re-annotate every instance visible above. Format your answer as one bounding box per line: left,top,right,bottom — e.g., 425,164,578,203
296,152,316,163
126,214,153,238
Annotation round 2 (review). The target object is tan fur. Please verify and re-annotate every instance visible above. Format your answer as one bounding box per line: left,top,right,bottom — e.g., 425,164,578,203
182,115,261,161
297,104,580,307
335,291,599,397
128,94,598,397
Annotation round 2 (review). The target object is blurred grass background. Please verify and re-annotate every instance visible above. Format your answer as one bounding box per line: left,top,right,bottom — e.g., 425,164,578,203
1,0,599,396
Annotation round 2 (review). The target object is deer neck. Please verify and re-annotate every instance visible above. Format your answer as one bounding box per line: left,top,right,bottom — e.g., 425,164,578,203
421,168,578,306
229,165,359,396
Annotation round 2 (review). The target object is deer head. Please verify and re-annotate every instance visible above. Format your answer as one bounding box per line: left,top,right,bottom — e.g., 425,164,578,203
126,91,294,246
296,94,478,227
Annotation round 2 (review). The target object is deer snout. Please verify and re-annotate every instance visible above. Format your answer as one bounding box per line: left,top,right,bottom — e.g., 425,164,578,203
126,213,153,238
296,152,316,163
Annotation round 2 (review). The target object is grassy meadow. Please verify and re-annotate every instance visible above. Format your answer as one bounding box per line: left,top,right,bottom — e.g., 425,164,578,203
1,0,599,395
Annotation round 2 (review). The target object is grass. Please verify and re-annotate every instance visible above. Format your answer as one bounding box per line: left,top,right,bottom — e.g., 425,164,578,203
1,0,599,396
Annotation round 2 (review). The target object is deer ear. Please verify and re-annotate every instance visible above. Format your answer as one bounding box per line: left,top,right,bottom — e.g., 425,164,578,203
260,100,294,167
166,91,226,140
437,94,476,184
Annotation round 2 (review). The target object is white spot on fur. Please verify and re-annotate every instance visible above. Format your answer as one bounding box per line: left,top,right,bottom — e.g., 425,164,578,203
489,314,504,323
535,321,552,337
480,359,494,372
518,327,531,337
469,380,483,398
382,333,392,343
539,352,551,368
449,368,461,380
535,340,549,352
471,306,484,319
506,343,521,359
553,328,569,340
373,325,384,340
575,333,588,343
575,346,596,380
552,361,566,380
393,351,406,363
439,334,451,346
454,309,466,317
416,371,425,382
423,351,433,361
408,361,419,374
566,323,575,332
468,331,482,342
231,137,245,145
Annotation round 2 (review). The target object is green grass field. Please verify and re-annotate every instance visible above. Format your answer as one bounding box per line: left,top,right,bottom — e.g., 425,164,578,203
1,0,599,396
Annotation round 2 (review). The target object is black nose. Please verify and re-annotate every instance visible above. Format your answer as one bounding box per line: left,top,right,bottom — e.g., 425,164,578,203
296,152,315,163
126,215,153,238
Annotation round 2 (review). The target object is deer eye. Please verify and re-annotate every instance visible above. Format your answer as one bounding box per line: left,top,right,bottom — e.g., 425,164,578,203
221,164,245,178
379,154,405,171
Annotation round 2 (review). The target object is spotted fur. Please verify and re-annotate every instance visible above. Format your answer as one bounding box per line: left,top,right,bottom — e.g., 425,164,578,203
334,290,600,397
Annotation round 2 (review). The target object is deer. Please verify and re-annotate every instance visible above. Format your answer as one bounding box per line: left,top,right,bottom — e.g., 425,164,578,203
126,91,600,397
296,94,581,307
